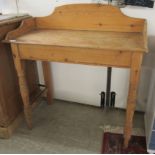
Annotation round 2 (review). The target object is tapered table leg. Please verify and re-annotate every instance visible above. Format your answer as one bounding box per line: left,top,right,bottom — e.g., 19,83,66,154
42,61,53,105
124,52,143,148
11,44,32,129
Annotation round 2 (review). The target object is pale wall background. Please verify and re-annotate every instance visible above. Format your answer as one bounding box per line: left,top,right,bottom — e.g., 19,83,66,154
0,0,155,111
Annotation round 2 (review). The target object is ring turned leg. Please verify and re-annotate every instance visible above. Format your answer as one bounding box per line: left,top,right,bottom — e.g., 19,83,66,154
11,44,32,129
124,52,143,148
42,61,53,105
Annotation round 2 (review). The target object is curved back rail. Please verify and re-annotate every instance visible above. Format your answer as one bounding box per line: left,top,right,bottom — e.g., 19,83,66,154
36,4,145,33
5,3,147,49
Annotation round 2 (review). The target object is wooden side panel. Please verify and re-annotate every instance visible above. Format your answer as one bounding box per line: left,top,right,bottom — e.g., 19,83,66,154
0,20,39,128
5,18,36,41
0,23,19,40
18,44,132,68
0,43,39,127
0,44,22,127
36,4,145,32
0,15,30,26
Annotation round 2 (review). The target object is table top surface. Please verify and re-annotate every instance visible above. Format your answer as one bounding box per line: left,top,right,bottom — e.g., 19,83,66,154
14,29,146,52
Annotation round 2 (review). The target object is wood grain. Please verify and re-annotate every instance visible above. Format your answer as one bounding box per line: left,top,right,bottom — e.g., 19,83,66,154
143,21,148,52
124,52,143,148
42,62,53,105
11,44,32,129
36,4,145,33
6,4,147,147
0,18,39,129
0,23,19,40
18,44,132,68
0,15,30,26
5,18,36,41
14,29,147,52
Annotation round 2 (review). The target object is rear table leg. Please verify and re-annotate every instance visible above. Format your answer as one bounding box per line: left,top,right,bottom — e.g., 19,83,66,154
42,61,53,105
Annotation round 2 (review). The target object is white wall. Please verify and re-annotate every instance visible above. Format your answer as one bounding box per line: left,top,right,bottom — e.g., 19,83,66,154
1,0,155,111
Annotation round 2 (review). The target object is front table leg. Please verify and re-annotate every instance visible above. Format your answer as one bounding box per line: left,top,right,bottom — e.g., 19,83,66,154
11,44,32,129
124,52,143,147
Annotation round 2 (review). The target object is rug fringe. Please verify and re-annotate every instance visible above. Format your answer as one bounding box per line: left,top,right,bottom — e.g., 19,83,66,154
99,125,145,136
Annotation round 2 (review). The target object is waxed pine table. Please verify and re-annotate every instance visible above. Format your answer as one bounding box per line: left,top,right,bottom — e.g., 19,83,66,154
5,4,148,147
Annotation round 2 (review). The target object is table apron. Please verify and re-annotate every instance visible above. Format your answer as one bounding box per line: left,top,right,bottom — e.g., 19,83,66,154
17,44,133,68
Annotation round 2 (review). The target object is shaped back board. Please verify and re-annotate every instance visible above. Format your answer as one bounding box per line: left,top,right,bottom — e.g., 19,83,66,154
36,4,146,33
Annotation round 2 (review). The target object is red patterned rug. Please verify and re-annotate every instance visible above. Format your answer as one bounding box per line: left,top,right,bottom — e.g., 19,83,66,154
102,132,147,154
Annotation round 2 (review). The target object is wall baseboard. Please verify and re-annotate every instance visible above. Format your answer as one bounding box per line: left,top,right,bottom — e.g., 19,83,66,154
0,93,46,139
0,112,24,139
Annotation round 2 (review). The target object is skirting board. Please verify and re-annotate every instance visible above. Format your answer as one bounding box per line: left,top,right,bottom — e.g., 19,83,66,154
0,88,47,139
0,112,24,139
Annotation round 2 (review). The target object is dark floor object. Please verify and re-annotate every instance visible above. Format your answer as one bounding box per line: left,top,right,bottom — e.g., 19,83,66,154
102,132,147,154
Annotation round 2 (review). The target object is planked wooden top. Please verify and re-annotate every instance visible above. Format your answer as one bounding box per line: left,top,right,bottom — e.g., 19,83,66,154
5,4,147,53
13,29,146,52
